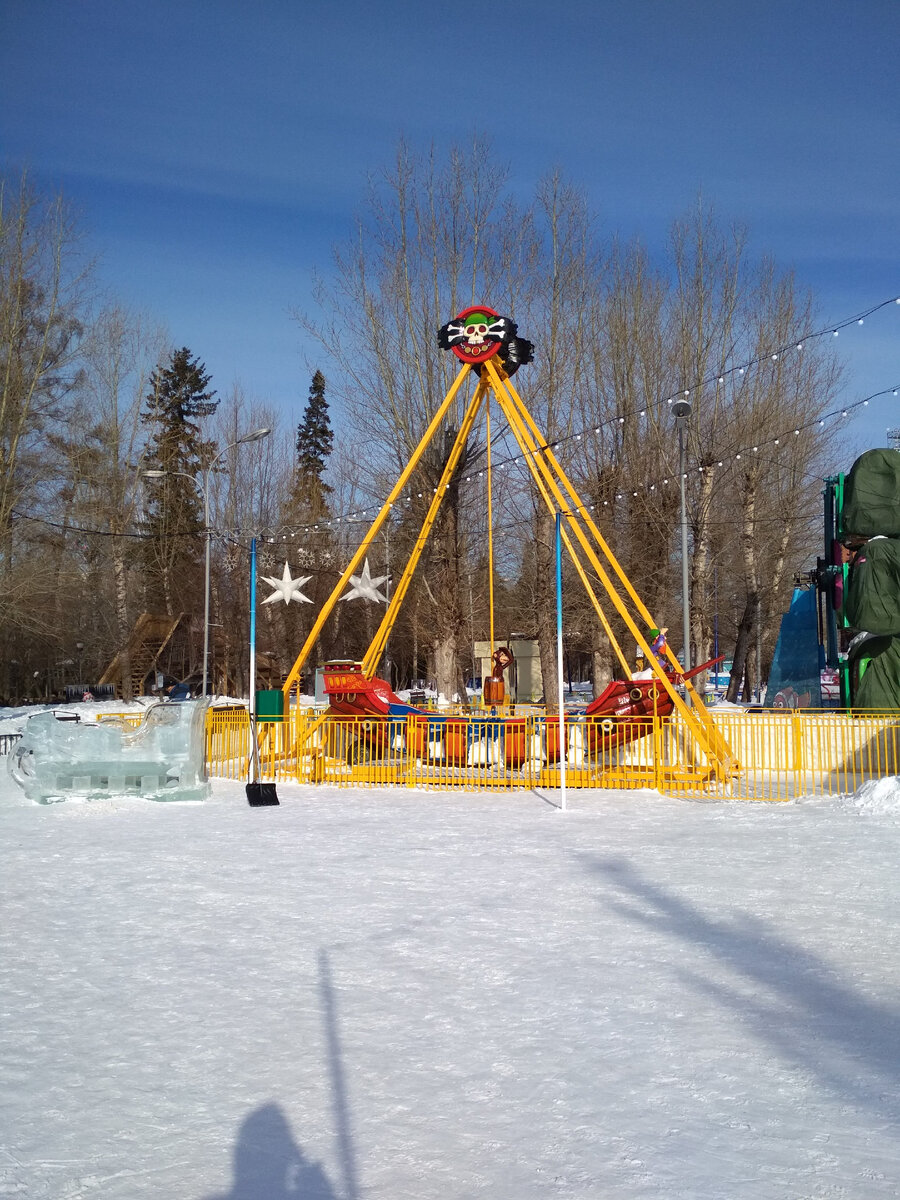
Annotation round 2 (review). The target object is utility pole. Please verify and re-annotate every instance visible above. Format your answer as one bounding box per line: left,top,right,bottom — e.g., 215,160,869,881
672,399,693,671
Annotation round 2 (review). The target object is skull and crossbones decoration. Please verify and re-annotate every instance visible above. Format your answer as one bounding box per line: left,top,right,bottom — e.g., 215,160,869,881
438,305,533,375
439,307,512,362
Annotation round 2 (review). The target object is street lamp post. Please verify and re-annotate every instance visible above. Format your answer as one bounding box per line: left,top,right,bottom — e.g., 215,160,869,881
672,399,692,672
144,427,271,697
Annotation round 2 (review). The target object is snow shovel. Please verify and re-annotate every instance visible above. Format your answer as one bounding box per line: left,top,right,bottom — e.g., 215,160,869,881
246,717,279,806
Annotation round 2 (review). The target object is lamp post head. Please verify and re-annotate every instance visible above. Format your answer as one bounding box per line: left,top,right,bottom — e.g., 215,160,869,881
142,469,168,479
238,427,272,445
672,399,692,420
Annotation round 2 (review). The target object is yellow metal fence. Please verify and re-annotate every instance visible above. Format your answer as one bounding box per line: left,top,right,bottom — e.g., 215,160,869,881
204,705,900,800
96,712,144,727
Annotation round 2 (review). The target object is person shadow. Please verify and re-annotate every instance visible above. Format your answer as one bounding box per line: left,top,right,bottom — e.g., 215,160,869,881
205,1102,338,1200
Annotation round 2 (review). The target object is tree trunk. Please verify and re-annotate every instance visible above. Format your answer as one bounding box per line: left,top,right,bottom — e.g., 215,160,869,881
689,466,716,690
726,473,761,703
432,631,461,702
592,643,614,697
112,538,132,701
727,594,757,703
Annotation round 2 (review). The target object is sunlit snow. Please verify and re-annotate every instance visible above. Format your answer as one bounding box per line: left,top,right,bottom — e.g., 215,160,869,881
2,704,899,1198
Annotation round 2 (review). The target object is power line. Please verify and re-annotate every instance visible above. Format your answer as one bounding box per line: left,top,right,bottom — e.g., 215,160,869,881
11,295,899,544
224,378,900,541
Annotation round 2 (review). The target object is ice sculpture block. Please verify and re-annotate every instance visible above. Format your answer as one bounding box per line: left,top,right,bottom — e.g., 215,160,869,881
7,700,211,804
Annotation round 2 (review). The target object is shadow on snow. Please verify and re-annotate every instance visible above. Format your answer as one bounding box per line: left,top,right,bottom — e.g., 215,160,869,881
204,951,357,1199
586,854,900,1119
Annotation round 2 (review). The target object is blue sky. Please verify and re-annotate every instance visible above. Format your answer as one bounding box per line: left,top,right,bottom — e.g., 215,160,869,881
2,0,897,451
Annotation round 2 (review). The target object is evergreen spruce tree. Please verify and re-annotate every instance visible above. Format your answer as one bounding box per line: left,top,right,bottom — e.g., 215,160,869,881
277,370,336,672
291,369,333,522
141,347,218,616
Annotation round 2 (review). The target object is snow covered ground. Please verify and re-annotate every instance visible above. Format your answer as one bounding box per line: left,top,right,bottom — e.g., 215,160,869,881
2,711,900,1198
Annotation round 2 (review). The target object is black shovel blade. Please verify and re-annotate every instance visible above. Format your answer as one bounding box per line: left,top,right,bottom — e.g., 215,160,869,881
246,782,280,806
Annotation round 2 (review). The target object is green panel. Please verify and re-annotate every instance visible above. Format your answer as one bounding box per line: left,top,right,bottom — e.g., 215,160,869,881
256,689,286,722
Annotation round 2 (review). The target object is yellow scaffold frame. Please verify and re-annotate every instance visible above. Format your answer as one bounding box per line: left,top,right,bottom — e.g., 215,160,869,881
281,353,737,784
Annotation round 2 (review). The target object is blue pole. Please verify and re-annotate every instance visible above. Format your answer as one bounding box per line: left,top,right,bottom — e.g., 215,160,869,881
249,537,258,782
249,537,257,708
555,511,567,811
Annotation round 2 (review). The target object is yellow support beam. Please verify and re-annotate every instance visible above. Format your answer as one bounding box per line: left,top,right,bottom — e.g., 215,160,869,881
282,362,473,695
278,315,734,784
484,358,734,778
486,404,495,657
362,377,489,677
494,366,736,772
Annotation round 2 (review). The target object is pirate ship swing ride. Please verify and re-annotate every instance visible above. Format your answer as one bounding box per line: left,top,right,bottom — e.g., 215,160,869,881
277,307,735,785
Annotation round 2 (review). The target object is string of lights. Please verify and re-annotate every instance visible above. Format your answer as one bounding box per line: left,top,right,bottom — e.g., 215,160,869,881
9,295,899,545
232,378,900,544
240,294,899,538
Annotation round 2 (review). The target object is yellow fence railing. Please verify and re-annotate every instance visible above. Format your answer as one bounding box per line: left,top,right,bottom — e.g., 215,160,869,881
204,704,900,800
96,711,145,728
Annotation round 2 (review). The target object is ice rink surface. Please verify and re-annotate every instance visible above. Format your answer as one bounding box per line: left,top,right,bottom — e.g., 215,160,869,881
2,772,899,1199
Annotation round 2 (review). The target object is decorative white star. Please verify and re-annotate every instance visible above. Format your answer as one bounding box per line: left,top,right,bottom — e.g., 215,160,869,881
340,557,389,603
261,562,313,606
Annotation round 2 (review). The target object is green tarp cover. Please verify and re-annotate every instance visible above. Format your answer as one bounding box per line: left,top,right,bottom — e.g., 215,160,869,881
844,536,900,635
844,537,900,709
851,634,900,711
842,449,900,537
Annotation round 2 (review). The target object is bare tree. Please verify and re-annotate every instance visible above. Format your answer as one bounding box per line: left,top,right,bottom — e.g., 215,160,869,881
296,153,846,709
52,305,166,696
0,171,90,698
297,138,532,699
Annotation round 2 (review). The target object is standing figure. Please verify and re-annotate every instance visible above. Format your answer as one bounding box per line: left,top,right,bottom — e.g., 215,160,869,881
649,627,669,670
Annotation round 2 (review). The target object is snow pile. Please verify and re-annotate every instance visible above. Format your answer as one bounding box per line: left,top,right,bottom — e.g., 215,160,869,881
850,774,900,814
